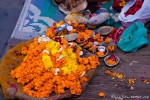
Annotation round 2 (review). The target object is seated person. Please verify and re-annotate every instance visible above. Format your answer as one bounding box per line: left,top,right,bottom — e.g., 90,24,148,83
53,0,111,27
53,0,111,14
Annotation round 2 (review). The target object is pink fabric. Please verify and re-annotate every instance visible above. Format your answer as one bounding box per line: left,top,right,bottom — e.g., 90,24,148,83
121,18,150,27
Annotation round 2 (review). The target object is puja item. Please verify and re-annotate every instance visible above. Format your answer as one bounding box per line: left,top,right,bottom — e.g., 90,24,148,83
64,11,89,24
76,30,94,43
88,9,109,25
87,23,98,29
97,26,112,36
108,27,125,44
108,45,115,52
104,55,120,67
118,0,150,27
83,38,94,48
92,33,101,41
112,0,126,12
78,41,88,47
95,46,108,57
64,33,78,41
0,35,100,100
104,38,111,44
124,0,144,17
99,92,105,98
76,24,86,32
88,45,98,52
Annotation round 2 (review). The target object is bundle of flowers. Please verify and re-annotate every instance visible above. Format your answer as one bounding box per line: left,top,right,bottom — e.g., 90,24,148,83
108,27,125,44
112,0,126,12
10,34,100,98
124,0,144,16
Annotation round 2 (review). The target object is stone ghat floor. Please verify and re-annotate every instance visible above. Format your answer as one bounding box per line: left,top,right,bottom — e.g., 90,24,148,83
1,0,150,100
73,35,150,100
0,0,25,99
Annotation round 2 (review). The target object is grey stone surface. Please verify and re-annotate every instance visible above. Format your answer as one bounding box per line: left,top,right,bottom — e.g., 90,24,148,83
0,0,25,99
0,0,25,61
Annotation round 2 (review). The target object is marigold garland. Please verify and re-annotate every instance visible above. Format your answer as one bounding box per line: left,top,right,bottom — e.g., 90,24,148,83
10,36,100,98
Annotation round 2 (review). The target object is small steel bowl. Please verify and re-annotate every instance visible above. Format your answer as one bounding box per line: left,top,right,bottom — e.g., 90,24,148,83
104,55,120,67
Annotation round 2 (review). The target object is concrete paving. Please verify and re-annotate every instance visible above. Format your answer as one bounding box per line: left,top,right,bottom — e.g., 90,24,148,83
0,0,25,61
0,0,25,99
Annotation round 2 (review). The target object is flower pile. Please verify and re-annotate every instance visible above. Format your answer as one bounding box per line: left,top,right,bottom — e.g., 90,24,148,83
108,45,115,52
106,55,117,65
11,35,100,98
125,0,144,16
112,0,126,12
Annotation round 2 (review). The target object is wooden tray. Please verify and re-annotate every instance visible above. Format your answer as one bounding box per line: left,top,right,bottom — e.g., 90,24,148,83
0,40,97,100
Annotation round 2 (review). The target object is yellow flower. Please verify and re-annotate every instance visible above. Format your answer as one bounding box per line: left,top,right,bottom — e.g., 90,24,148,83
46,40,60,56
42,55,53,71
61,67,70,75
56,23,61,28
61,48,78,75
122,1,126,4
119,3,125,6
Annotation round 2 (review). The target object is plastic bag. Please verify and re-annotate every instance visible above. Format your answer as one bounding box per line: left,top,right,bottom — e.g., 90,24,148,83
118,0,150,23
117,22,149,52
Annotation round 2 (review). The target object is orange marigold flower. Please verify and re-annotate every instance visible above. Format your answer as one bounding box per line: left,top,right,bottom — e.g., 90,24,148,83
106,59,116,65
104,38,111,44
99,92,105,98
11,24,100,98
108,45,115,52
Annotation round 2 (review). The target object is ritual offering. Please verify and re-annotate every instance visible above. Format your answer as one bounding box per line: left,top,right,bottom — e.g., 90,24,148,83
97,26,112,36
104,55,120,67
64,11,89,24
112,0,126,12
0,21,101,100
76,30,94,43
95,46,108,57
64,33,78,41
124,0,144,17
83,38,94,48
108,45,115,52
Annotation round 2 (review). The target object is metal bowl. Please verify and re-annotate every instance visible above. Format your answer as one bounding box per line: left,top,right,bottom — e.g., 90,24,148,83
97,26,112,36
96,47,108,58
104,55,120,67
64,33,78,41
